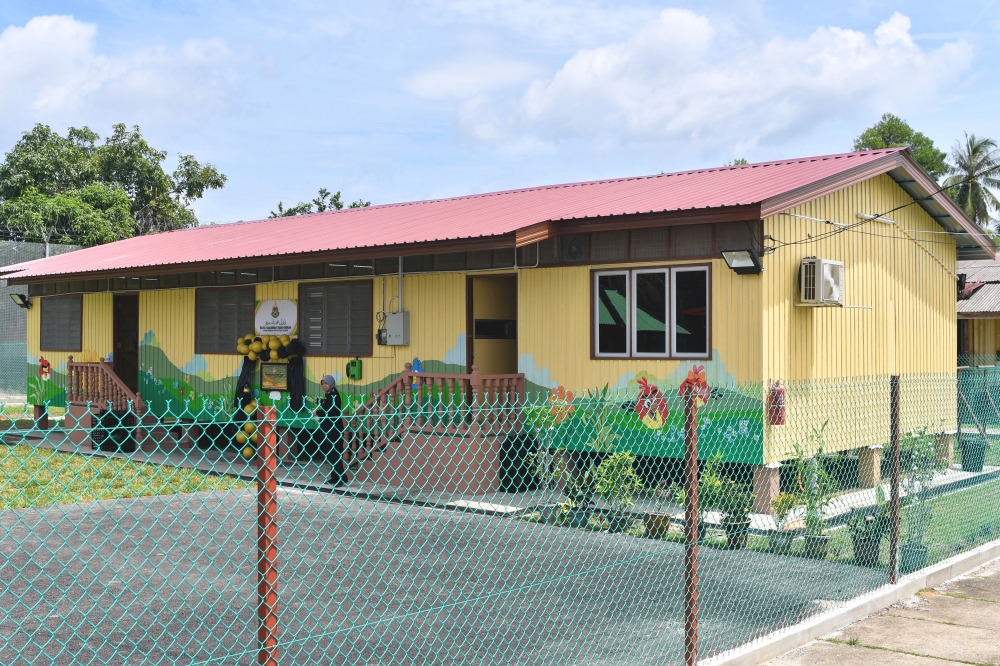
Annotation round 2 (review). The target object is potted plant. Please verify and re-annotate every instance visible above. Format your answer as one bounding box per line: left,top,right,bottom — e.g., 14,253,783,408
717,478,755,549
644,479,676,539
670,452,724,541
900,427,945,573
769,492,800,554
564,461,598,527
796,423,838,559
525,445,566,523
847,488,889,568
595,450,644,533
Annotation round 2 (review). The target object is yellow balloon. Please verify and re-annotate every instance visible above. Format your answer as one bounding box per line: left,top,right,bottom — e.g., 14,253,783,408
280,335,290,345
243,404,255,415
250,341,263,353
237,345,250,355
268,339,281,351
247,350,258,361
250,433,260,444
242,421,255,434
236,431,248,444
241,445,255,460
261,335,271,343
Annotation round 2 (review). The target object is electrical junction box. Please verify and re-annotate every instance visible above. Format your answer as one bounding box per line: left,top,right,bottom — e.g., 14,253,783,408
346,358,362,381
385,311,410,345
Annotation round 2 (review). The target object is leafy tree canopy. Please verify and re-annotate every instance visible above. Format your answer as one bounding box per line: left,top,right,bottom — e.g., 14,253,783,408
0,123,226,248
853,113,948,180
270,187,370,218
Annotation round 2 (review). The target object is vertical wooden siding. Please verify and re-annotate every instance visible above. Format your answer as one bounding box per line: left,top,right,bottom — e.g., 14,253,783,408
517,259,763,392
762,174,958,461
28,292,114,366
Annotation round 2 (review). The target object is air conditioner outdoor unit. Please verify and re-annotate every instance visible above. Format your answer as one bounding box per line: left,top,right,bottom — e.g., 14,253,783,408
798,257,844,306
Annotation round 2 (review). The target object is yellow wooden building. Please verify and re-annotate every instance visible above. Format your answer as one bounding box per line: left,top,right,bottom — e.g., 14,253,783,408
4,148,992,497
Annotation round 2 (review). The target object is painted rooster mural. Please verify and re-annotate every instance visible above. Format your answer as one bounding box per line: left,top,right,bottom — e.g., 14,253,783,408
38,357,51,382
679,365,711,407
635,377,668,430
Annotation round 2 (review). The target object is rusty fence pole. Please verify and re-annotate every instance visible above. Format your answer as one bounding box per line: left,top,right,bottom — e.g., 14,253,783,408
257,406,280,666
683,386,700,666
888,375,901,585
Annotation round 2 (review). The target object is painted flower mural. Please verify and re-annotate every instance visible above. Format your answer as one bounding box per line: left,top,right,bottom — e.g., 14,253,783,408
548,386,575,425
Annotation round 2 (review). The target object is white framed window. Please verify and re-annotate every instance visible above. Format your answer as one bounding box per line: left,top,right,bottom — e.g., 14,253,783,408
631,269,668,357
593,265,710,359
594,271,630,357
671,266,710,358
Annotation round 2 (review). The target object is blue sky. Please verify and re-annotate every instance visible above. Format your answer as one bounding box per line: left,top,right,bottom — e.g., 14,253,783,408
1,1,998,223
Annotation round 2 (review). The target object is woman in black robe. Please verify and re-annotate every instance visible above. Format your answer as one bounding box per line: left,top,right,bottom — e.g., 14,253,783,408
317,374,346,486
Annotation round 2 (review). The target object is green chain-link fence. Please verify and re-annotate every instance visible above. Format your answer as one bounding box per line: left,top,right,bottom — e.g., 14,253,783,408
1,370,998,664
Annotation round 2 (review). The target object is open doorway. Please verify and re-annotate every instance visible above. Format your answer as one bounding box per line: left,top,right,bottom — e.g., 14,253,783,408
114,295,139,393
467,275,517,375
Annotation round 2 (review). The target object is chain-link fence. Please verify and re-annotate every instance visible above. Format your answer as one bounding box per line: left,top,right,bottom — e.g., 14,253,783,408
1,370,998,664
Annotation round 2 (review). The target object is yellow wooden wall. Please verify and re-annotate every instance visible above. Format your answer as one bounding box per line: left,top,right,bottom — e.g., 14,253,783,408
762,174,958,460
966,319,999,360
517,259,763,391
28,292,114,369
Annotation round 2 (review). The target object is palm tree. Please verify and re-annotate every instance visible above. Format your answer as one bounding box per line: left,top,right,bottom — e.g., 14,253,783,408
943,134,1000,229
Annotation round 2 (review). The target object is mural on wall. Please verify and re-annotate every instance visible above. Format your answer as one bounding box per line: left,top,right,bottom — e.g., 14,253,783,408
519,356,764,465
137,330,468,418
27,350,104,406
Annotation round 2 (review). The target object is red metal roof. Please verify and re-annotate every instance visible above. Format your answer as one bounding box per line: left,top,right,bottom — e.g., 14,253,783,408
2,148,982,280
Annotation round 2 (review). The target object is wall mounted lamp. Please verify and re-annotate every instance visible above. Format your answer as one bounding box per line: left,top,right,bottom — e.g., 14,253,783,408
721,248,764,275
10,294,31,309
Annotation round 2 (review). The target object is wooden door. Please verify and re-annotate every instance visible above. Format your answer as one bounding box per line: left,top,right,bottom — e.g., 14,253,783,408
114,295,140,393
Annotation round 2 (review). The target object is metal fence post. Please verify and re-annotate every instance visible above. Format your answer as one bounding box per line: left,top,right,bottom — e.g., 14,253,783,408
258,407,280,666
888,375,901,584
683,386,699,666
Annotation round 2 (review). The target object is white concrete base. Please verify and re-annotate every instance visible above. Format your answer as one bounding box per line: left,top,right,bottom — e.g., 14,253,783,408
701,539,1000,666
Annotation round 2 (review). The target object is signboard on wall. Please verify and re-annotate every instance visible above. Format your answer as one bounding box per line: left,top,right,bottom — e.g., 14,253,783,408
255,299,298,336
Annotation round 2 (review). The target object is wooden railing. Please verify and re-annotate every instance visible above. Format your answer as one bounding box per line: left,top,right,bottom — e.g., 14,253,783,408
344,363,525,472
66,357,144,413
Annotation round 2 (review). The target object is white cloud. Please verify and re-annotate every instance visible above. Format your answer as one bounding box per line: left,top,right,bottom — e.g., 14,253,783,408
457,9,974,153
405,56,538,100
0,15,244,135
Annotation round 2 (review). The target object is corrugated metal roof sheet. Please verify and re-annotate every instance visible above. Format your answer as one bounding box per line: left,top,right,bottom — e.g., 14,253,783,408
1,147,988,280
959,260,1000,283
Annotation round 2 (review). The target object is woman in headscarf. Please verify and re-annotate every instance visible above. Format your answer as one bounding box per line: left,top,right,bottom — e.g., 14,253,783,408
316,375,346,486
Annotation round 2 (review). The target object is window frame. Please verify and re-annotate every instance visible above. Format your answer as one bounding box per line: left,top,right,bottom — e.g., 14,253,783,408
39,294,83,352
297,279,374,358
631,268,670,359
591,263,711,360
193,285,257,355
670,265,711,359
593,269,631,359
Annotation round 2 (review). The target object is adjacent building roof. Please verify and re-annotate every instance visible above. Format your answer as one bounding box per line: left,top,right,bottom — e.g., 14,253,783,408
2,147,993,283
958,260,1000,318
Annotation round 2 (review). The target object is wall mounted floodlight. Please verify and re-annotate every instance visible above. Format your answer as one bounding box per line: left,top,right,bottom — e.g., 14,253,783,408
9,294,31,309
721,248,764,275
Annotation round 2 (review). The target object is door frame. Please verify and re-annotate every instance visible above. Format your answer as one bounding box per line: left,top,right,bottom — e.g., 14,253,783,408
113,294,140,390
465,273,518,374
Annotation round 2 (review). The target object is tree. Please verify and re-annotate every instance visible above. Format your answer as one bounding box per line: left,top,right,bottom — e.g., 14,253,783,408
269,187,370,217
853,113,948,180
942,134,1000,230
0,123,227,248
726,158,748,166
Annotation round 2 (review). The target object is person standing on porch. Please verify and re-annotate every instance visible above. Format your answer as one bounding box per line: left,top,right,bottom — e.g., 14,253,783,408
317,375,346,487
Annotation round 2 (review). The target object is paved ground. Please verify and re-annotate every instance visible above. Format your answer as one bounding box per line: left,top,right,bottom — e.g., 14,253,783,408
0,487,888,665
769,556,1000,666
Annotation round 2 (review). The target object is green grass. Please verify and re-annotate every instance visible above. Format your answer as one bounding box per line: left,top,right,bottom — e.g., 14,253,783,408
0,444,249,510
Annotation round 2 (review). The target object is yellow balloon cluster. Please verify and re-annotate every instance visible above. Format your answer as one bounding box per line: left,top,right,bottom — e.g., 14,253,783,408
236,333,300,362
237,399,260,459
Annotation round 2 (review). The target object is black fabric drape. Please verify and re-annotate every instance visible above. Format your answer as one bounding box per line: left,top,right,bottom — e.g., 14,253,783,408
287,356,305,411
234,357,255,408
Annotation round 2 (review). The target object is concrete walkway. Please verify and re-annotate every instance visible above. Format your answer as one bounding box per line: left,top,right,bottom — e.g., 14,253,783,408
768,556,1000,665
